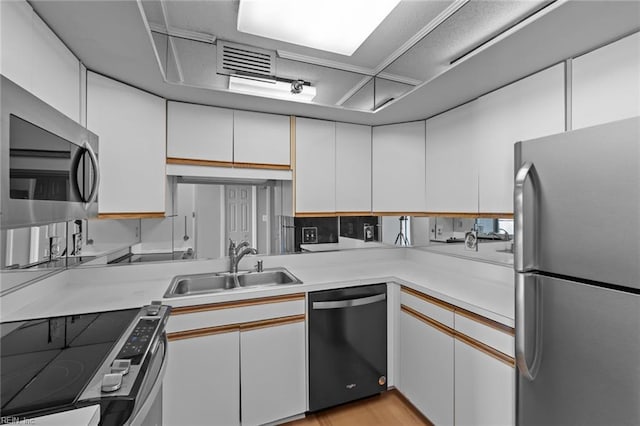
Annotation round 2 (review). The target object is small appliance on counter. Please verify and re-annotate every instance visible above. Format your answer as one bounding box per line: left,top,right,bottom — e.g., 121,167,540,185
0,303,171,425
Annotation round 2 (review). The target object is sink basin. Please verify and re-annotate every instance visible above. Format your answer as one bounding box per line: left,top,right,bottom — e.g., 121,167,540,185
236,269,301,288
164,268,302,297
165,273,236,297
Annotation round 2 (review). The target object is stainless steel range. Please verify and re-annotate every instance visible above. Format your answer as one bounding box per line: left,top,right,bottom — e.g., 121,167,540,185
1,303,170,425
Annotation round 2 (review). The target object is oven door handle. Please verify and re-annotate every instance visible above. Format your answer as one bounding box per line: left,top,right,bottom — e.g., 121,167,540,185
127,334,167,426
312,293,386,310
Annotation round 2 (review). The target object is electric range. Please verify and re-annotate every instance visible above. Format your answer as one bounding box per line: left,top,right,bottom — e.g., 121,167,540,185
1,303,170,425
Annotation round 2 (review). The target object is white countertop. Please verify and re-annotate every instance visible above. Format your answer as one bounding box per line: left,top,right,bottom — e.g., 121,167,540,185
1,247,514,327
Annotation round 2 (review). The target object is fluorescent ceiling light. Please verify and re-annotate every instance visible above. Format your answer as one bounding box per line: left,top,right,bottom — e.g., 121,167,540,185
228,75,317,102
237,0,401,56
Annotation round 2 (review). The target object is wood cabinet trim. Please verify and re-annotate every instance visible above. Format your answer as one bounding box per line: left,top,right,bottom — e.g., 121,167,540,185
167,323,238,341
401,305,455,337
167,157,290,170
401,286,514,336
335,211,375,217
98,212,165,219
401,286,455,312
456,331,515,367
167,314,305,341
240,314,305,331
372,211,431,217
455,308,515,336
294,212,337,218
291,116,296,214
425,212,514,219
170,293,305,316
232,161,291,170
166,157,234,168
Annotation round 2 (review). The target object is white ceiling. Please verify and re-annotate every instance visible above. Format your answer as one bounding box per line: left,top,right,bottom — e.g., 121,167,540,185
29,0,640,126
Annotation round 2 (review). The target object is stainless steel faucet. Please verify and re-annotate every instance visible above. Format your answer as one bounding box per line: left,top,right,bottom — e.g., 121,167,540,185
228,239,258,274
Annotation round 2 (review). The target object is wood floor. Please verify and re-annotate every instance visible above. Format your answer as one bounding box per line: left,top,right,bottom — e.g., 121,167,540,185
284,390,433,426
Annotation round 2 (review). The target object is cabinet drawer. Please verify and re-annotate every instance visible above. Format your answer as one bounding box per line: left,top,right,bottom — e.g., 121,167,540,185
400,286,454,328
455,312,514,357
167,293,305,334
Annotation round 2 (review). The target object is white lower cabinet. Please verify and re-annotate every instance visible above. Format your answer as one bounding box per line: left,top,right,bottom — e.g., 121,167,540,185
454,339,515,426
399,310,454,425
240,321,306,426
397,286,514,426
163,295,306,426
163,331,240,426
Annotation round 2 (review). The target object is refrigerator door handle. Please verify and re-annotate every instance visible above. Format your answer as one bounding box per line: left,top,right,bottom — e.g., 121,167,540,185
515,273,542,381
514,161,538,273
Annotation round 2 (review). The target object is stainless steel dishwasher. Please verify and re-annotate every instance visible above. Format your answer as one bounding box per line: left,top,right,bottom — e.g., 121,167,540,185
308,283,387,412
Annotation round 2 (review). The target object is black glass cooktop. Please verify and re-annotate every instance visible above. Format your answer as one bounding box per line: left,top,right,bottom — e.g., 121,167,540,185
0,309,138,418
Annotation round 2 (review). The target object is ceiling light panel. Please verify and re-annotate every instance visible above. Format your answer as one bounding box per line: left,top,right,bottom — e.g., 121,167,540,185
228,76,317,102
237,0,401,56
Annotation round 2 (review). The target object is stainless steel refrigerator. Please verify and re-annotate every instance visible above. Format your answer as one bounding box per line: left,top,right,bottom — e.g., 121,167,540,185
514,117,640,425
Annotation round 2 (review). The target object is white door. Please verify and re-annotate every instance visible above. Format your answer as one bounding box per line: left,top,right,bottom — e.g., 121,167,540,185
226,185,253,246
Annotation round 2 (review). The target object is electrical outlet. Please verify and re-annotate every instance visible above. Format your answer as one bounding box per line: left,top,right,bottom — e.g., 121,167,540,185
302,227,318,244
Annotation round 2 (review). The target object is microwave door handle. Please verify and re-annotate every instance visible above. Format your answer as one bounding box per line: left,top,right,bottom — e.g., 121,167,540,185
514,161,538,273
83,141,100,210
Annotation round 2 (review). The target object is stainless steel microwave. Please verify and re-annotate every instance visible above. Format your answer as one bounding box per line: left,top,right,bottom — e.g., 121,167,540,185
1,76,100,229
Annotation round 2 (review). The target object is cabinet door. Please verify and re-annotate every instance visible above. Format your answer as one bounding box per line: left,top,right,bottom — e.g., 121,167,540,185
31,11,80,122
572,32,640,130
0,1,80,122
295,118,336,213
335,122,372,213
475,64,564,213
167,101,233,163
1,1,34,96
87,72,166,215
372,121,426,213
455,339,515,426
234,110,290,166
399,310,454,425
425,102,478,213
240,321,306,426
163,331,240,426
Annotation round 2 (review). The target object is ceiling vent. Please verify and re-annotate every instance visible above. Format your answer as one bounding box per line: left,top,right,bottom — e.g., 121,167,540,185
216,41,276,78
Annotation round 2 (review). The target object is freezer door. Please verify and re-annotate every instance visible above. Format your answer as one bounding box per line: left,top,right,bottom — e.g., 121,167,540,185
517,274,640,425
515,117,639,289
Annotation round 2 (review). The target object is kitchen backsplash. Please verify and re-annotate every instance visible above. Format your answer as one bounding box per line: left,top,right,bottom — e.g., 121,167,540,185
339,216,380,241
294,217,339,251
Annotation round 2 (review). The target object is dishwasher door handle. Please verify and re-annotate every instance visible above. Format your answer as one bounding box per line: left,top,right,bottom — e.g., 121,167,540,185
312,293,386,310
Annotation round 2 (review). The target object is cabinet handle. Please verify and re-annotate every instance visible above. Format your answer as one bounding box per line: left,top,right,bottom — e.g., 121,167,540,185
312,293,386,310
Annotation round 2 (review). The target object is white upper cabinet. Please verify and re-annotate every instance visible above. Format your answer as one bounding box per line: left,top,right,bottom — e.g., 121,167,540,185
426,102,478,213
234,111,290,166
372,121,427,213
475,64,565,213
87,72,166,215
167,101,233,163
1,1,80,122
572,32,640,130
335,122,372,213
295,117,336,213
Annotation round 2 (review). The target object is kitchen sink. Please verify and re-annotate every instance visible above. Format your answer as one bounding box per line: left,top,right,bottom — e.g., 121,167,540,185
163,268,302,297
236,269,301,288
